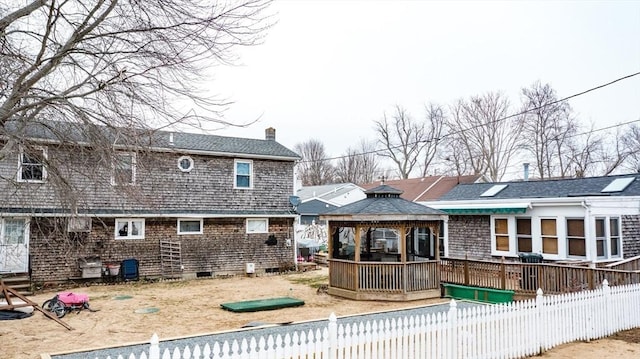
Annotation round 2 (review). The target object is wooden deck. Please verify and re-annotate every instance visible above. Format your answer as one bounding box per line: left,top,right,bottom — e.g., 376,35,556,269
328,259,441,301
328,256,640,301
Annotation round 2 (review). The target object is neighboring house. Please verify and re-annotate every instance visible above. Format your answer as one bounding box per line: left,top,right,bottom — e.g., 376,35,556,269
422,174,640,264
0,124,300,282
360,175,483,202
293,183,365,251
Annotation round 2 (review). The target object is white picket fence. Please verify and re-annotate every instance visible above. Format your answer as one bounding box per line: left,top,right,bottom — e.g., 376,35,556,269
98,279,640,359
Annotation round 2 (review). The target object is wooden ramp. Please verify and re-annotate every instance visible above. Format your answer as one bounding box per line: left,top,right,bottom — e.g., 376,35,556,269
221,297,305,313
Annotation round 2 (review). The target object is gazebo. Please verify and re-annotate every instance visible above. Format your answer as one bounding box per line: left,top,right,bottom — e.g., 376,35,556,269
320,185,448,301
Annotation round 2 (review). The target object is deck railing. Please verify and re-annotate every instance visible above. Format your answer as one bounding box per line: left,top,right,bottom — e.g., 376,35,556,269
440,257,640,295
329,259,440,293
604,255,640,271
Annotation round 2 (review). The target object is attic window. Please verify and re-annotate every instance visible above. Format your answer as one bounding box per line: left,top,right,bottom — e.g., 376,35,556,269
601,177,634,193
178,156,194,172
480,184,507,197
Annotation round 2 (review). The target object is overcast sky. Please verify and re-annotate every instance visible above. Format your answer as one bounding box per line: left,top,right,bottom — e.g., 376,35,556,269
208,0,640,168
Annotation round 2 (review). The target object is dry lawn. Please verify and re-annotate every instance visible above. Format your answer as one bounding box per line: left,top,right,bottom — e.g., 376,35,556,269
1,267,639,359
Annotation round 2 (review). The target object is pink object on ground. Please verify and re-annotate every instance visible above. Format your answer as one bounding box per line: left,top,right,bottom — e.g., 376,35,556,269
57,292,90,306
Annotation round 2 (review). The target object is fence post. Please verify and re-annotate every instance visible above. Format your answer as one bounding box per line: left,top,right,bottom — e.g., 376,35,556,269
149,333,159,359
500,256,506,289
535,288,544,354
328,312,337,359
448,299,458,358
602,279,611,335
463,256,469,285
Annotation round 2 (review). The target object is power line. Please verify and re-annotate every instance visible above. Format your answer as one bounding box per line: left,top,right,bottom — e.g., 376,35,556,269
300,71,640,164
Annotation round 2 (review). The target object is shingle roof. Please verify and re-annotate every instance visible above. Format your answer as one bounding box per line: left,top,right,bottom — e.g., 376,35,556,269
324,185,445,216
296,183,363,202
296,199,338,215
359,175,481,202
5,120,300,160
439,174,640,201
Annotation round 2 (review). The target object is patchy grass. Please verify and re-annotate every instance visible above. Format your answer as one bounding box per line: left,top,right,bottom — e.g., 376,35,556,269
287,274,329,289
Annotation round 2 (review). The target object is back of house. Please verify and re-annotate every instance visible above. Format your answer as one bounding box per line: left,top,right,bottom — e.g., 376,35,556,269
0,123,300,283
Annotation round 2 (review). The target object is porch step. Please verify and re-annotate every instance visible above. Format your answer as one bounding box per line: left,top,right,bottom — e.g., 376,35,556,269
0,273,32,296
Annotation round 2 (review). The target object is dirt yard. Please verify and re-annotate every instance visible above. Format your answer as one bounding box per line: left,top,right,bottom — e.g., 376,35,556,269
2,267,639,359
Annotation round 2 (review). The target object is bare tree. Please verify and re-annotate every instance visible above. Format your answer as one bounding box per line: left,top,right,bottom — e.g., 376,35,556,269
569,130,603,178
418,103,446,177
444,92,522,181
374,105,426,179
622,123,640,173
0,0,272,189
520,82,577,179
335,139,379,184
294,139,335,186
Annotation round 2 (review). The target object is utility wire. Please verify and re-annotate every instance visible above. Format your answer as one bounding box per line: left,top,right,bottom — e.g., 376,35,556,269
300,71,640,164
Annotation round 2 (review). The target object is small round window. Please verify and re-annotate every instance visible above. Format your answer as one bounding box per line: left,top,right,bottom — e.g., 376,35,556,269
178,156,194,172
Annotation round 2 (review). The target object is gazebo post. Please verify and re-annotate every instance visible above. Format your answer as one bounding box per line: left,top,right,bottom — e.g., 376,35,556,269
354,225,361,262
327,223,333,260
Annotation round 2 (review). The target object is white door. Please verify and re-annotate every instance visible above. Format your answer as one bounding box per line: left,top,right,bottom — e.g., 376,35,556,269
0,218,29,273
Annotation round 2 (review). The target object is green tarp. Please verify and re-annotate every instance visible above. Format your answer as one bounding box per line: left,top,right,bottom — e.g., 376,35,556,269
221,297,305,313
440,207,527,215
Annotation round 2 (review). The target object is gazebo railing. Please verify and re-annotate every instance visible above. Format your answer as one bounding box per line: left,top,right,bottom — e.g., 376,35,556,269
329,259,440,293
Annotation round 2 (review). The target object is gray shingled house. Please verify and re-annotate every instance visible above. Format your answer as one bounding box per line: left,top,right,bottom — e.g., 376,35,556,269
421,174,640,264
0,122,300,283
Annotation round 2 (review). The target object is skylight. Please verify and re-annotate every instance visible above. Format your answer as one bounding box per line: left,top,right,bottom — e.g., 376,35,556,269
601,177,635,193
480,184,508,197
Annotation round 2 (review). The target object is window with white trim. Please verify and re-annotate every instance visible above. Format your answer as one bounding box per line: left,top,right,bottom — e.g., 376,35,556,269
610,217,621,258
493,217,510,252
541,218,558,254
18,146,47,182
246,218,268,233
595,218,607,258
234,159,252,189
178,156,194,172
566,218,585,257
2,218,27,244
112,152,136,185
516,217,532,253
115,218,144,239
177,218,203,235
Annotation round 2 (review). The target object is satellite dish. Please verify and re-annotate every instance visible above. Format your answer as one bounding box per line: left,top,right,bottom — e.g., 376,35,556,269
289,196,301,207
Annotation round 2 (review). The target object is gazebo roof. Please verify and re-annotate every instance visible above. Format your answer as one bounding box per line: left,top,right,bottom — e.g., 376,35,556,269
320,185,447,222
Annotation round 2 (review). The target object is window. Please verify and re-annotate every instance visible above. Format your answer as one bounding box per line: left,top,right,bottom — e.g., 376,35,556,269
178,156,194,172
493,218,510,252
115,219,144,239
68,217,91,232
234,160,252,189
18,147,47,182
610,218,621,258
566,218,585,257
595,218,606,258
3,219,26,244
246,218,268,233
516,218,532,253
177,218,203,235
541,219,558,254
481,184,507,197
112,152,136,185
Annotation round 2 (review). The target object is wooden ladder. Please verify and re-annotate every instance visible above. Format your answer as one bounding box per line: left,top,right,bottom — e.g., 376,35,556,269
159,240,182,279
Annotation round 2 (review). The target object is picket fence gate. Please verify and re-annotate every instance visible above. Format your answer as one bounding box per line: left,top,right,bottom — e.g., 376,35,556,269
96,279,640,359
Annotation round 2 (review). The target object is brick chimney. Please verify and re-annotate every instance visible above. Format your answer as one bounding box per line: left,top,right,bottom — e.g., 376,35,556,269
265,127,276,141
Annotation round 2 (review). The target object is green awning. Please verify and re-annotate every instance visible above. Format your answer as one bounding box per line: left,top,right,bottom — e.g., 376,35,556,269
440,207,527,215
